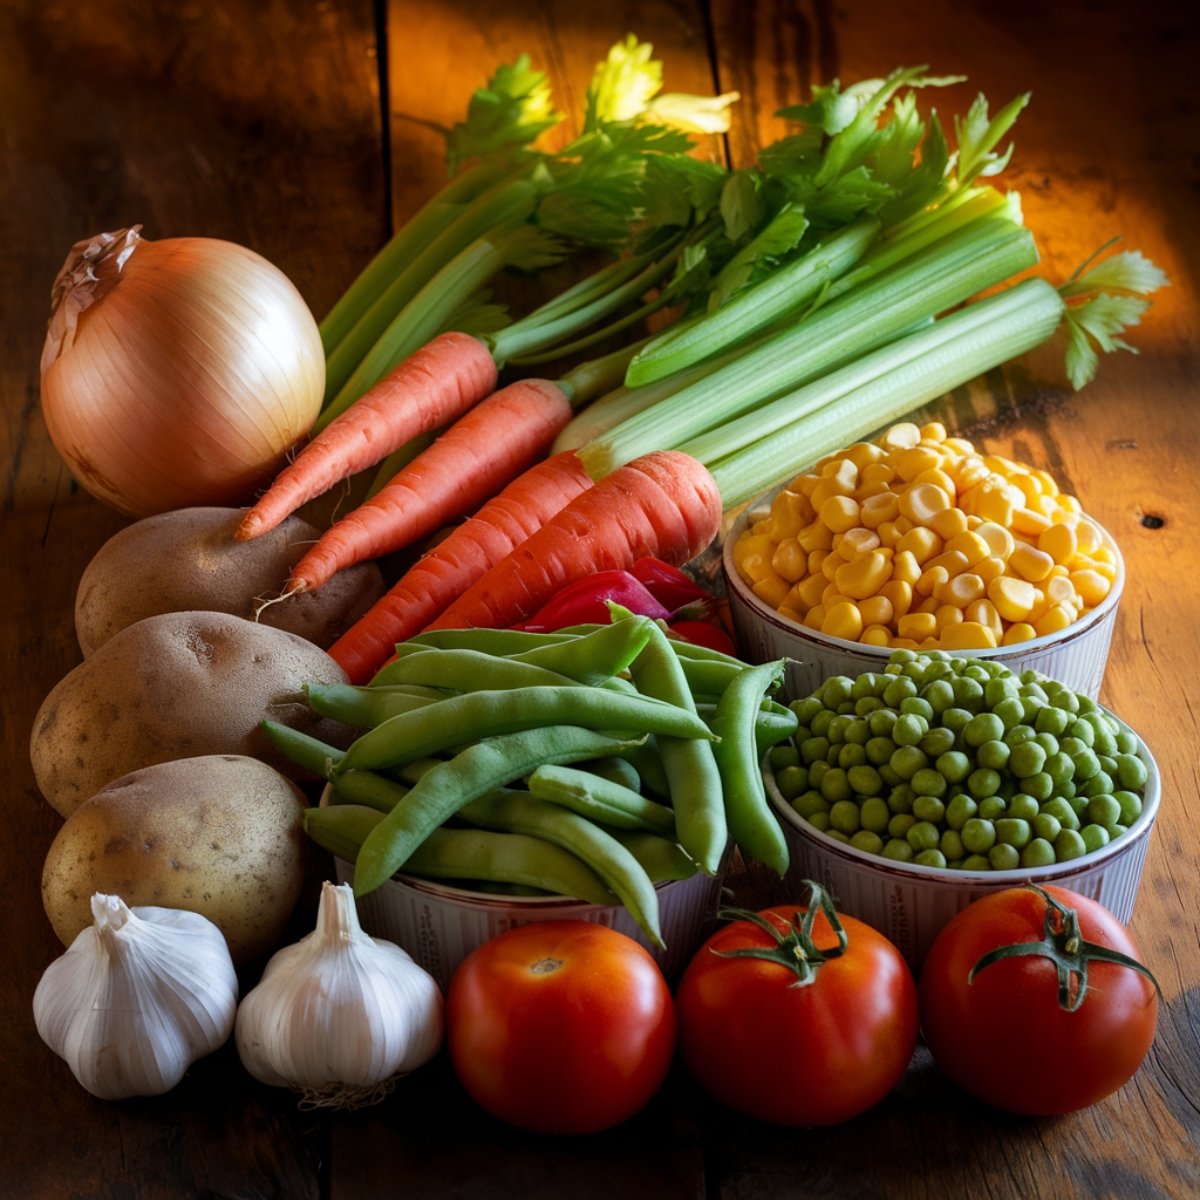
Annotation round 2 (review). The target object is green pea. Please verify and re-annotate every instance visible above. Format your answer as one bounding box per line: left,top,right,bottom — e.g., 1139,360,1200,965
976,739,1011,771
810,708,836,737
1040,797,1079,830
912,768,948,798
808,759,830,789
1009,740,1047,778
882,838,915,862
984,677,1019,707
940,829,965,860
820,768,852,804
1071,747,1101,781
893,713,930,747
888,812,917,838
1115,727,1140,755
1067,717,1096,748
848,764,884,796
792,790,830,819
945,793,978,830
992,696,1026,731
860,795,891,834
855,695,884,717
1048,685,1080,714
890,744,928,780
912,795,947,823
1032,811,1062,842
941,706,973,733
1035,731,1061,756
866,736,896,765
1115,753,1148,791
883,676,918,707
791,696,824,725
968,767,1002,799
808,811,831,832
878,764,903,788
1085,793,1121,828
906,820,941,852
1021,838,1057,868
1080,771,1115,798
1081,824,1110,853
1005,723,1037,748
868,708,899,736
1054,828,1087,861
961,818,997,854
829,799,861,835
821,676,855,708
988,842,1020,871
851,673,880,700
769,743,801,772
850,830,885,855
922,678,956,714
844,718,871,746
800,736,829,764
838,742,868,769
952,676,985,708
1005,793,1040,822
825,829,851,844
964,712,1006,747
1034,704,1069,736
900,696,935,723
776,764,809,799
920,726,957,758
1022,771,1055,802
888,783,915,814
1020,695,1047,722
1114,790,1143,823
996,817,1032,849
1090,722,1119,759
935,750,972,784
977,795,1007,821
827,714,853,744
914,848,948,868
960,853,991,871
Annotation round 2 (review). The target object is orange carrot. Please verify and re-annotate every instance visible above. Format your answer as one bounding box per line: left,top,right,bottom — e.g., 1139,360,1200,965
237,331,497,541
287,378,574,593
425,450,722,632
326,451,595,683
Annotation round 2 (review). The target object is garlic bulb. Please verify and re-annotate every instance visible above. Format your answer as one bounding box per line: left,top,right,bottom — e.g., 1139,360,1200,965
33,894,239,1099
235,881,443,1108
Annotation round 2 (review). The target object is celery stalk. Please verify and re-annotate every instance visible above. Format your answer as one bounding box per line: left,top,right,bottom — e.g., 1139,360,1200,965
706,277,1066,507
578,212,1039,477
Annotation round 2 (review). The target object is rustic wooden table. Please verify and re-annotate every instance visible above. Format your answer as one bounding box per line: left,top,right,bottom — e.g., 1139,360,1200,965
2,2,1197,1197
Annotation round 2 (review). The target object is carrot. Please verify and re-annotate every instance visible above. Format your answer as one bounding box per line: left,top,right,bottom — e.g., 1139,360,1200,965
326,451,595,683
287,377,574,593
236,331,497,541
425,450,722,632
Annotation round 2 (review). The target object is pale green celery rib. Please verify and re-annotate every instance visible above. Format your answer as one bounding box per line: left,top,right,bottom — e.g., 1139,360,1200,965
624,215,881,388
319,159,516,357
318,234,518,428
577,213,1038,478
321,175,539,408
708,276,1065,508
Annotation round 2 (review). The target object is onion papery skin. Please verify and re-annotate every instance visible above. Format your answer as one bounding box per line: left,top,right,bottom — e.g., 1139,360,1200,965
40,227,325,518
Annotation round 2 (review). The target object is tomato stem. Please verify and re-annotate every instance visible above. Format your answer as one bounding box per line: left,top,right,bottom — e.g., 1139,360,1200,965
967,884,1162,1013
712,881,848,988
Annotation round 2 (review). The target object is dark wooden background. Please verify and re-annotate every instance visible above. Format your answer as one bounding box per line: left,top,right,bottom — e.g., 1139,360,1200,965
2,2,1198,1197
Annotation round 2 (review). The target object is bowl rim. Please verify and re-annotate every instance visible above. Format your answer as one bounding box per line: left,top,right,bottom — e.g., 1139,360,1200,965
723,482,1126,662
765,714,1161,889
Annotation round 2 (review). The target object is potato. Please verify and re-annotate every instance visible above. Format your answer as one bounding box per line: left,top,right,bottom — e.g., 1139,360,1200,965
74,506,385,656
41,755,308,964
31,610,350,818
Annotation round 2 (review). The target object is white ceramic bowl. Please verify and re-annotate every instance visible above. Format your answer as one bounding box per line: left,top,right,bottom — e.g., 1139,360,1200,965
723,488,1125,702
761,730,1160,971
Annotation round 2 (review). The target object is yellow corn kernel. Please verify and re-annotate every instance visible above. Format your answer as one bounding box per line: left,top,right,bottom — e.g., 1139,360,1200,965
899,481,953,528
880,579,913,620
752,575,792,609
910,466,958,498
860,461,897,490
844,441,886,470
835,549,893,600
987,575,1040,622
779,604,805,624
1056,493,1082,515
859,594,894,627
876,520,904,548
938,620,998,650
769,488,811,534
926,549,972,581
803,604,827,630
974,520,1016,560
948,455,992,494
861,624,892,647
935,604,965,631
822,587,855,610
807,549,830,577
1011,507,1052,537
897,611,938,641
983,453,1022,479
893,445,945,482
936,572,986,608
859,491,900,529
916,564,951,597
822,600,865,642
1045,573,1082,609
837,526,882,560
791,472,822,499
1001,622,1038,646
927,505,970,541
964,599,1004,641
973,481,1019,527
793,573,828,612
770,538,808,583
820,493,862,534
822,553,842,582
975,555,1007,584
896,525,943,564
1070,569,1112,607
943,436,976,456
914,594,940,615
892,550,922,588
732,532,773,570
735,551,772,585
797,521,835,554
1009,542,1055,582
881,422,922,451
1034,604,1076,637
888,637,922,650
1031,467,1060,497
920,421,949,443
945,530,992,568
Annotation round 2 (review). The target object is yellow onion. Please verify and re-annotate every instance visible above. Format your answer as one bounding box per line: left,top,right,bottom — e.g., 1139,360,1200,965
40,226,324,517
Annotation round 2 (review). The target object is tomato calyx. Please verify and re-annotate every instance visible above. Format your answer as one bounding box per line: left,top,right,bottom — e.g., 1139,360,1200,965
712,883,849,988
968,884,1162,1013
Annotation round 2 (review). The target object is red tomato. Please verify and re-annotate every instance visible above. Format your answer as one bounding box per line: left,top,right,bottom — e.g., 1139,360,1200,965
674,896,919,1126
918,884,1160,1116
445,921,676,1134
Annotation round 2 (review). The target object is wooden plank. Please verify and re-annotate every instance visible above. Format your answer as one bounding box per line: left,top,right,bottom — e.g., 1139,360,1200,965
0,0,382,1195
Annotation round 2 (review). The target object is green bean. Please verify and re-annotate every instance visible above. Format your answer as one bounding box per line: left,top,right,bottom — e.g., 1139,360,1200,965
711,659,790,877
579,755,643,793
334,685,713,773
526,764,676,833
303,681,448,728
609,830,700,883
507,616,655,683
457,789,664,946
368,647,591,692
614,736,672,798
304,803,384,861
259,719,343,778
353,726,645,895
328,767,411,814
627,621,727,875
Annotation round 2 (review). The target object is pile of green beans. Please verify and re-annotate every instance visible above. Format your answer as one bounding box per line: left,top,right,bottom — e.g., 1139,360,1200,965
263,613,797,948
769,649,1150,872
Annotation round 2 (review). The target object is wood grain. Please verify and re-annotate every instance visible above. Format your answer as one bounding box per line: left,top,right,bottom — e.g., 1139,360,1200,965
1,1,1198,1197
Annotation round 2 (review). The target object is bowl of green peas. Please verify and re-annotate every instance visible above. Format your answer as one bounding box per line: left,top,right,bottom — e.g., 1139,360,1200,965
762,650,1160,970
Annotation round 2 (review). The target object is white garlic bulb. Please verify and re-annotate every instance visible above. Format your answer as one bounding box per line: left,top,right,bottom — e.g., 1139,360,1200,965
235,880,444,1108
33,893,239,1099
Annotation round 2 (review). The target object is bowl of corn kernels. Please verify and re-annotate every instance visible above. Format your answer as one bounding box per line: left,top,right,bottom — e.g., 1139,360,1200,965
722,420,1124,701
